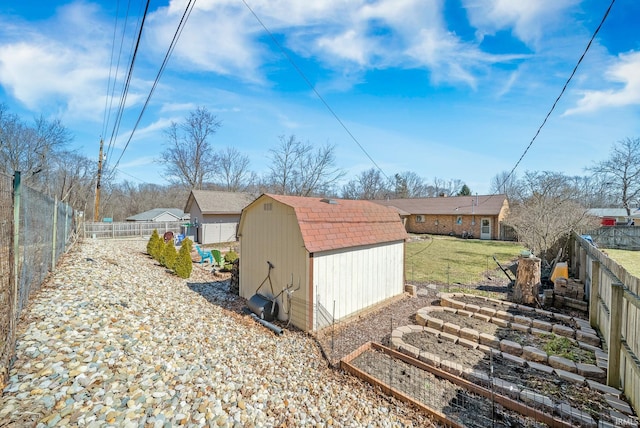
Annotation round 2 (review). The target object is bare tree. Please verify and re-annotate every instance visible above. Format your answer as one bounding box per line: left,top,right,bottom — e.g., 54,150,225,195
588,137,640,215
426,177,464,197
504,171,598,261
160,106,221,189
392,171,428,198
342,168,390,199
0,105,71,185
266,135,344,196
490,171,521,201
216,147,255,192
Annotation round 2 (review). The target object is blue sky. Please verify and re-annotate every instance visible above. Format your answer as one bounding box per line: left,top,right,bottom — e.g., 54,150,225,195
1,0,639,194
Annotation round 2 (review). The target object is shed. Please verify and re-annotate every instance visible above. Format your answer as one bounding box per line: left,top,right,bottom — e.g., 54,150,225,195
237,194,409,332
373,194,509,240
183,190,255,244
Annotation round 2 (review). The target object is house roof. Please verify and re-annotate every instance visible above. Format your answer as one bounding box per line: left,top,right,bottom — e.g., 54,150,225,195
261,194,408,253
184,190,255,214
126,208,189,222
373,194,508,216
587,208,640,218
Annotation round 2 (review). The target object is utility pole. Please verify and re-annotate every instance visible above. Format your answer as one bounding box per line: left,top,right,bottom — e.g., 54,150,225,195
94,139,104,222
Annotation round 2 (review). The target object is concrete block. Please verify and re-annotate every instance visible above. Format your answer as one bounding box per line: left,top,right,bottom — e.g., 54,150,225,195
501,352,527,367
490,317,509,328
554,368,586,385
472,313,491,322
439,332,459,343
552,324,575,338
494,310,514,321
418,351,441,367
443,322,461,335
519,389,555,410
464,303,480,313
458,338,478,350
576,363,606,382
556,403,596,427
478,307,497,317
513,315,532,326
548,355,577,372
586,379,621,398
526,361,554,375
479,333,500,348
532,319,552,331
500,339,523,356
522,346,548,363
459,327,479,342
426,318,444,330
576,330,601,347
510,322,530,333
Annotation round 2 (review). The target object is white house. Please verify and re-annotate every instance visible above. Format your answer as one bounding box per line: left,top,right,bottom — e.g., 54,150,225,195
184,190,255,244
237,194,408,332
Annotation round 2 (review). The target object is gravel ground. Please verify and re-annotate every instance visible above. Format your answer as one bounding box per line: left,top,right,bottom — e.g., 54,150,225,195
0,239,432,427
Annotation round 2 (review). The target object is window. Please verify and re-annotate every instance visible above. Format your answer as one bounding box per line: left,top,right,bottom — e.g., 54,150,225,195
263,203,272,211
456,216,462,225
416,215,425,223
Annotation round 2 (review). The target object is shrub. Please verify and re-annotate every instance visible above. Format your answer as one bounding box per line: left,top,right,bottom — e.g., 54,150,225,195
224,250,238,264
174,238,193,278
152,235,165,261
163,241,178,269
147,229,161,257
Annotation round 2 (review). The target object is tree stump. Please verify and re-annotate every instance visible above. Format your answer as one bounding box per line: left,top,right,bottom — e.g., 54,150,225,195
513,256,541,305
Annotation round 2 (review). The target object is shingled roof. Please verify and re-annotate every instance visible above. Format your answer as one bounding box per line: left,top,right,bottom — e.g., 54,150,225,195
126,208,188,221
373,194,508,216
265,194,408,253
184,190,255,214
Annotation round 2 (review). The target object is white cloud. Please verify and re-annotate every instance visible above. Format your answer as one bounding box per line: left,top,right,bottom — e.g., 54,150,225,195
0,2,149,121
462,0,580,46
564,51,640,115
146,0,523,89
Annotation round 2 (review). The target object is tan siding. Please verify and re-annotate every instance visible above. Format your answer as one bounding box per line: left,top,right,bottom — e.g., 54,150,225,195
312,242,405,330
238,197,310,330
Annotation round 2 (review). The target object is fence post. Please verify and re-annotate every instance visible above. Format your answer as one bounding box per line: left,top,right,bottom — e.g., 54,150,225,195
607,282,623,389
589,260,600,329
51,196,58,272
10,172,21,355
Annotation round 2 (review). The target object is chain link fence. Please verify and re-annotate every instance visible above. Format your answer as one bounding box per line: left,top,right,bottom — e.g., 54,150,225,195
0,172,75,388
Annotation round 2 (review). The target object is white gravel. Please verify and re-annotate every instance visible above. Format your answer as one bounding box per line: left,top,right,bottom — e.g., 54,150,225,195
0,239,428,427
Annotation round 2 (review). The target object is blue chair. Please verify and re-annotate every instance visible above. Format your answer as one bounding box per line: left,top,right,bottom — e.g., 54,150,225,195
195,245,213,264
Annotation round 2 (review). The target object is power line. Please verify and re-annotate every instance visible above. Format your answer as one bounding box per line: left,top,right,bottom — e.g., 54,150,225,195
497,0,616,194
110,0,197,173
241,0,389,181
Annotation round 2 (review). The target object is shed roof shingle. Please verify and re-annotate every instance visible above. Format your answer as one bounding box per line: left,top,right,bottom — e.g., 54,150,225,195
265,194,408,253
185,190,255,214
373,194,507,216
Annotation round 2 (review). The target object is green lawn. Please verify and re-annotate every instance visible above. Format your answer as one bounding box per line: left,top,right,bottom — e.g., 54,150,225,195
405,234,525,286
601,248,640,278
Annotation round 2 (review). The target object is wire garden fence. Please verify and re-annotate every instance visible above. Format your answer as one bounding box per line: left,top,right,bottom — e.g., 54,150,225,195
0,171,75,388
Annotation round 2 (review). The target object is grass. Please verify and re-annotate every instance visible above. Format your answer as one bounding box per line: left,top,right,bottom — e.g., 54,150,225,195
601,248,640,278
405,234,525,285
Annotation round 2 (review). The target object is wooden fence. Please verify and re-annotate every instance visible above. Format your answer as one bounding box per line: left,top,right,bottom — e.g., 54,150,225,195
585,226,640,250
83,221,185,239
571,233,640,414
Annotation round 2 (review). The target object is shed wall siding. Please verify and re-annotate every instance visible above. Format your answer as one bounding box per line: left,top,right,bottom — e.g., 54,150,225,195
199,214,240,244
238,198,310,330
312,241,405,330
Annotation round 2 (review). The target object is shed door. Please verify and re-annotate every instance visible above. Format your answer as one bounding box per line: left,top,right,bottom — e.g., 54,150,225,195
480,218,491,240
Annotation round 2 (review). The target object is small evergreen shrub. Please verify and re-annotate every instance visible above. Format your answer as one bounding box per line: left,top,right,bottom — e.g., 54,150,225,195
147,229,161,257
224,250,238,264
152,235,164,261
162,241,178,269
174,238,193,278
